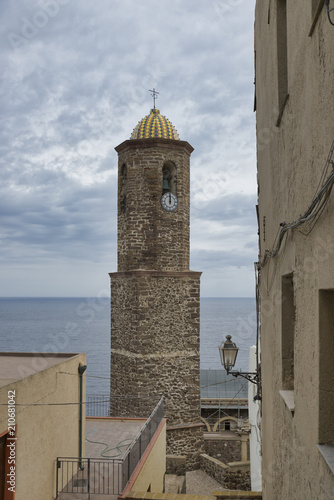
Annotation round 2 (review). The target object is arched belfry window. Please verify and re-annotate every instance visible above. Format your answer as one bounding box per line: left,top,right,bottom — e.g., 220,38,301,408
162,161,176,195
120,164,127,213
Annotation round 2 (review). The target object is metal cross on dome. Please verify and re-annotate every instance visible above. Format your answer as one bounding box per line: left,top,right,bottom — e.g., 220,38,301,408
149,88,159,109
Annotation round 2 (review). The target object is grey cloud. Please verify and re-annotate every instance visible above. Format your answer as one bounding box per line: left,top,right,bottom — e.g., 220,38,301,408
192,193,257,225
0,0,257,296
191,249,255,271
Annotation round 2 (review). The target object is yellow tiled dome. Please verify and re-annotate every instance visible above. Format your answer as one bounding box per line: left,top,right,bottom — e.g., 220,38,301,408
130,109,180,140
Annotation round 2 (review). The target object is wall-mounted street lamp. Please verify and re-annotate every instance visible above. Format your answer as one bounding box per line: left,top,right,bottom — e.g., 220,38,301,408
218,335,261,399
325,0,334,26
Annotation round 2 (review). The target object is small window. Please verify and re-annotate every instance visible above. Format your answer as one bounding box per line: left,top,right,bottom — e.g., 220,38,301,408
162,161,176,195
318,290,334,445
224,421,231,431
276,0,288,126
281,274,295,391
120,164,127,214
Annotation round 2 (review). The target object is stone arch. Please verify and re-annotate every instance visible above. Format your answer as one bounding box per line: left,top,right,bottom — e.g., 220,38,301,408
200,417,211,432
162,160,177,195
120,163,127,213
240,418,250,431
213,416,239,432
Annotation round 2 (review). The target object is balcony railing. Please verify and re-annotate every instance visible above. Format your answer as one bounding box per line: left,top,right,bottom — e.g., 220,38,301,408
56,457,122,497
86,393,162,418
56,396,164,497
86,394,111,417
122,396,164,486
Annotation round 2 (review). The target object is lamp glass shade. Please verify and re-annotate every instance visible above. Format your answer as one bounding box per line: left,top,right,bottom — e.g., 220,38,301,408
218,335,239,371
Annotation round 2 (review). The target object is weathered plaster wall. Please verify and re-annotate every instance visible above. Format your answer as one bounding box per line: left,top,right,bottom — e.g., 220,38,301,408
255,1,334,498
0,353,86,500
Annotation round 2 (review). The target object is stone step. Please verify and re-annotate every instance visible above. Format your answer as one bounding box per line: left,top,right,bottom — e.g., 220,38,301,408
213,491,262,499
125,493,216,500
165,474,186,494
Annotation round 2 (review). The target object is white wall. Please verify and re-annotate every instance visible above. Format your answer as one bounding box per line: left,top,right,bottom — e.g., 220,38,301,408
248,345,262,491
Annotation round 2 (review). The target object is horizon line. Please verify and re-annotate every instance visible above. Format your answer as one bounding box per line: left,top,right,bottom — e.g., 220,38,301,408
0,295,255,299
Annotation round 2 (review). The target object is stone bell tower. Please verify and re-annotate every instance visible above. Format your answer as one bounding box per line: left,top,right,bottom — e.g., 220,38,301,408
110,106,203,468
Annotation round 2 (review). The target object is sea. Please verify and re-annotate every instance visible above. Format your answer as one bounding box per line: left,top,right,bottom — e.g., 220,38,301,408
0,297,256,394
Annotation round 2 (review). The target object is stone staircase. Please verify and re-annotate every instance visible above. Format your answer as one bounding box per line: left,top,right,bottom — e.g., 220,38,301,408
165,474,186,494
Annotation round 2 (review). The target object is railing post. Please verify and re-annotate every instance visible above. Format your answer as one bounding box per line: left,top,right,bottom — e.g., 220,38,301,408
78,364,87,469
88,458,90,495
56,459,59,498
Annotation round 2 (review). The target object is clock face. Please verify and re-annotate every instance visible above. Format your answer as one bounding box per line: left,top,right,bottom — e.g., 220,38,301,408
161,192,178,212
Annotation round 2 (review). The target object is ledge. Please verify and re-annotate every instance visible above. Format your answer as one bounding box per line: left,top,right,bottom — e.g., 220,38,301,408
213,492,262,499
200,453,228,469
115,138,194,155
227,461,250,471
279,390,295,413
124,494,215,500
318,444,334,474
109,270,202,278
167,422,204,431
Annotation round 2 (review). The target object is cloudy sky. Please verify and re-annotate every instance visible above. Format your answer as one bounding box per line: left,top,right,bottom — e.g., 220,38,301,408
0,0,257,298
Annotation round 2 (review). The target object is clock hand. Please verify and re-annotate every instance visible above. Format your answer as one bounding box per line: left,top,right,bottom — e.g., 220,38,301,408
169,193,171,204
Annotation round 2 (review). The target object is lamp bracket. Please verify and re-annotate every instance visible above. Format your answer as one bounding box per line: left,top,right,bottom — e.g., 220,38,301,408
227,370,259,384
325,0,334,26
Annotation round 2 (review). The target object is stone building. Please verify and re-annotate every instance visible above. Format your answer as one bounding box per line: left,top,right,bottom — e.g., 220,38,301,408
255,1,334,498
110,107,203,469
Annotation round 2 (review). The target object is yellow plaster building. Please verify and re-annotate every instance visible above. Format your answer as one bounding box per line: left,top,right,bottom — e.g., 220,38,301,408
0,352,86,500
255,1,334,498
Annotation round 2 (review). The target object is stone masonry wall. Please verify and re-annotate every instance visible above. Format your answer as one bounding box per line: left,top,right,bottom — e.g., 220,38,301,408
167,426,204,470
200,454,251,491
110,271,201,422
204,437,242,463
115,139,192,272
110,271,203,468
111,137,201,469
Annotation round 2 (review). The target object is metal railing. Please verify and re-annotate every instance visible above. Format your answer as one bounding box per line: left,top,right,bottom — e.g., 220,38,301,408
86,394,162,418
86,394,110,417
56,457,122,497
57,396,164,497
122,396,164,488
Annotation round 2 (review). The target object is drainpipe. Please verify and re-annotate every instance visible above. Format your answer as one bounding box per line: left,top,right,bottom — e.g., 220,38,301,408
78,363,87,469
